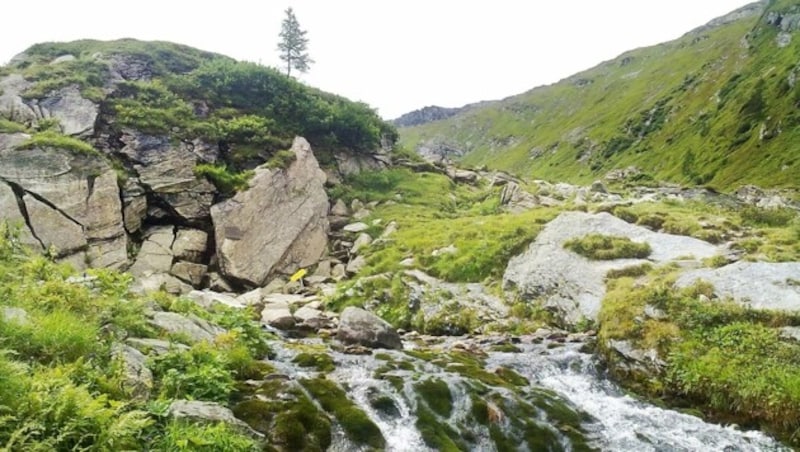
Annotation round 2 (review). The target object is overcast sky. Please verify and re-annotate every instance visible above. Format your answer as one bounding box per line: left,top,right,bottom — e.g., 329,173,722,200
1,1,753,119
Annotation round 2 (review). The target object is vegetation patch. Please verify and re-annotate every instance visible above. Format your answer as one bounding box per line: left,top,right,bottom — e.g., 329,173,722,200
598,267,800,446
300,377,385,449
194,164,253,196
564,234,651,260
414,378,453,417
15,130,98,156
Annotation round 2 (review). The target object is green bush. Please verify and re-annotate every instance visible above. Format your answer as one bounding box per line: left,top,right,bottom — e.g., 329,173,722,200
740,205,796,227
0,368,151,450
15,131,98,156
564,234,652,260
0,118,29,133
150,343,235,403
194,164,253,195
154,420,259,451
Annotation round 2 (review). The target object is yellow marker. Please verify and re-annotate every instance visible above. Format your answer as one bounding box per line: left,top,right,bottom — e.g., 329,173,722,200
289,268,307,282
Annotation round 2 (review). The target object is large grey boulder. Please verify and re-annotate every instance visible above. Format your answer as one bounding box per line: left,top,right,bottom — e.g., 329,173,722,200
503,211,720,325
211,137,329,286
0,146,127,269
337,307,402,350
117,131,216,222
148,312,226,343
676,262,800,311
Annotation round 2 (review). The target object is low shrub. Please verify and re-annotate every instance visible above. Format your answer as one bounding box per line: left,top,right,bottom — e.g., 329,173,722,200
564,234,651,260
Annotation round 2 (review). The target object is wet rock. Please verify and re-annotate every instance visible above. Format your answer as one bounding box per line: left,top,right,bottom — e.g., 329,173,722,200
148,311,226,343
608,339,665,371
337,307,402,350
261,302,295,330
212,137,329,286
112,343,153,400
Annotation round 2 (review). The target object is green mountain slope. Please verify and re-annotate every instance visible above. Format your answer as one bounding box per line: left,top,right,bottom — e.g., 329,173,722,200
400,0,800,190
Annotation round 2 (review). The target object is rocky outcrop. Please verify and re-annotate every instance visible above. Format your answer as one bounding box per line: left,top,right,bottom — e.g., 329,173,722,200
337,307,402,350
676,262,800,311
392,105,466,128
116,132,217,222
503,212,720,325
0,76,98,136
211,137,329,287
0,145,127,269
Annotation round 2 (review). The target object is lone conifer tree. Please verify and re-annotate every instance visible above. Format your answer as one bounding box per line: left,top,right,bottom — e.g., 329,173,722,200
278,7,312,77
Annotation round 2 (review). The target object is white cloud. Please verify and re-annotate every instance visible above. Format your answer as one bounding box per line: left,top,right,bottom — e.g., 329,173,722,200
0,1,753,118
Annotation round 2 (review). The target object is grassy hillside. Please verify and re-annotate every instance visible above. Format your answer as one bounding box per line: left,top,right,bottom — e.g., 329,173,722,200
400,0,800,190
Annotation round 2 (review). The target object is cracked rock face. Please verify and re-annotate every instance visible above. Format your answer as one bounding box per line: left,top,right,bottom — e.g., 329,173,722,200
0,144,127,269
211,137,329,287
116,131,217,223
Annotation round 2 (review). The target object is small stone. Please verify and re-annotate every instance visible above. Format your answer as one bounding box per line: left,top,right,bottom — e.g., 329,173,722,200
261,302,295,330
330,199,349,216
351,233,373,255
343,222,369,233
346,255,367,274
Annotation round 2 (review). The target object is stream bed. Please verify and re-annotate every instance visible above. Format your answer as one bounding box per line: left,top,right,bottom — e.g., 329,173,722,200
261,335,788,452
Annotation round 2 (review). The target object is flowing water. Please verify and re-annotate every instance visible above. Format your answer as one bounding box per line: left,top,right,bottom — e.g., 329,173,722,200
266,336,789,452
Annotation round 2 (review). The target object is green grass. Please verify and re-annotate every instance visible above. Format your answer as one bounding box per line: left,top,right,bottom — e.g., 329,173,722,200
564,234,652,260
598,267,800,446
399,3,800,190
15,130,98,156
0,118,29,133
0,222,274,450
